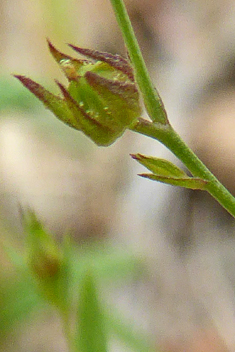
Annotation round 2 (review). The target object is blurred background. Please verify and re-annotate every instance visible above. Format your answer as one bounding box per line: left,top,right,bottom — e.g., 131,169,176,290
1,0,235,351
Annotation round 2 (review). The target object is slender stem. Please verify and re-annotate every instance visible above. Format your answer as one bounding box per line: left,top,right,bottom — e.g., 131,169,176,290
60,309,76,352
131,119,235,218
110,0,235,217
109,0,167,124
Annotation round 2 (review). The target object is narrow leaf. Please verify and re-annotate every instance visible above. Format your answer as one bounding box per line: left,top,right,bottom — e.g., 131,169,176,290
131,154,186,177
76,272,108,352
140,173,208,190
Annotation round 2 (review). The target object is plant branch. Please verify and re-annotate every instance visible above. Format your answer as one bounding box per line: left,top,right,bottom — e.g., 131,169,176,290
109,0,235,218
131,119,235,218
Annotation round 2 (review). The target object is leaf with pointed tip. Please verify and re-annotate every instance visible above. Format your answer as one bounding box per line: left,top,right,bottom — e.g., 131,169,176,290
14,75,80,129
68,44,135,81
140,173,208,190
76,272,108,352
131,154,186,177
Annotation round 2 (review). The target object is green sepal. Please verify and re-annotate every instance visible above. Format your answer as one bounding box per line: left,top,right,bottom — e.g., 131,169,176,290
14,75,80,129
57,81,117,146
47,40,85,79
85,71,141,127
76,272,108,352
68,44,135,81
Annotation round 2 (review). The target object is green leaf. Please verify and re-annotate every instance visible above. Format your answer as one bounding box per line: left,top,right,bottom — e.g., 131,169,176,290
76,272,108,352
131,154,186,177
140,173,208,190
132,154,208,190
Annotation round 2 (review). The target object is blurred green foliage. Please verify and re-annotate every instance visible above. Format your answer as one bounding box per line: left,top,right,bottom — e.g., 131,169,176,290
76,272,108,352
0,212,156,352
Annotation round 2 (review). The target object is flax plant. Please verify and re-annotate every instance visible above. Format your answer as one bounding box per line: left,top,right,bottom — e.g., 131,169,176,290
11,0,235,351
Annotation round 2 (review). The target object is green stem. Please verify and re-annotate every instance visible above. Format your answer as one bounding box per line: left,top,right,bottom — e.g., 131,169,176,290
60,309,76,352
110,0,235,218
109,0,167,124
131,119,235,218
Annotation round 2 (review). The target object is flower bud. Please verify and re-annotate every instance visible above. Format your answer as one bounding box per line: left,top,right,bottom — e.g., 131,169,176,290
15,41,141,146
